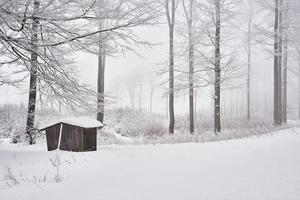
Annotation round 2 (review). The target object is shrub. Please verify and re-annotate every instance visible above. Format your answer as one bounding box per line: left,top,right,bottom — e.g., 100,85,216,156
105,108,167,138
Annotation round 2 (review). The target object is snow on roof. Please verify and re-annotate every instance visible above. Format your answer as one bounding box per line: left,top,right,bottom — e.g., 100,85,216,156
39,117,103,130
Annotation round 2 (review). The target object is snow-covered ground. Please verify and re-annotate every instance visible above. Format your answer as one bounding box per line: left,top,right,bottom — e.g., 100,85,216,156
0,128,300,200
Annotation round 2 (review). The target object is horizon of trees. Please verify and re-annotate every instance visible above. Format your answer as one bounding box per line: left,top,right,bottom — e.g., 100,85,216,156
0,0,300,143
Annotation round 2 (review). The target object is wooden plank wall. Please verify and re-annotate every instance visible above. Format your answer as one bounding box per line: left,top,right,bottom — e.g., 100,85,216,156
84,128,97,151
46,124,61,151
46,123,97,152
60,123,84,151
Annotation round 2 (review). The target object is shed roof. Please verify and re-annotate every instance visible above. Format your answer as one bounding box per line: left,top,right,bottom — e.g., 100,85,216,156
39,117,103,131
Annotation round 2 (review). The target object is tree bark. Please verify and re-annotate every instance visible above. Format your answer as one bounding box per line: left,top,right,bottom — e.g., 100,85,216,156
166,0,175,134
298,58,300,118
150,87,154,113
296,47,300,119
282,1,288,123
185,0,195,134
282,43,287,123
214,0,221,133
97,21,106,123
166,94,169,120
194,89,197,130
278,0,283,123
274,0,283,125
247,5,253,121
26,0,40,145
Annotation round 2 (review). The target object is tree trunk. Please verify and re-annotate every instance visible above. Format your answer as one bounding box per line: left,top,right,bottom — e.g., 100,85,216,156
282,2,288,123
97,22,106,123
278,0,283,123
150,87,154,113
130,87,135,110
298,65,300,118
298,59,300,118
25,0,40,145
274,0,283,125
166,0,175,134
166,94,169,120
188,0,194,134
169,25,175,134
214,0,221,133
247,7,252,121
194,89,197,130
282,44,287,123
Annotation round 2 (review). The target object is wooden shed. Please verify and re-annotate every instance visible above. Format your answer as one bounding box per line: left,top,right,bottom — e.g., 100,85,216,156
39,117,103,152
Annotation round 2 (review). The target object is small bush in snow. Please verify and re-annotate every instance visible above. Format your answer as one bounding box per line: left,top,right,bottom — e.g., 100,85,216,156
1,166,20,187
49,154,64,183
105,108,167,138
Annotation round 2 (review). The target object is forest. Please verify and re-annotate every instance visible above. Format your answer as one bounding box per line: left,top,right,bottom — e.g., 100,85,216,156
0,0,300,143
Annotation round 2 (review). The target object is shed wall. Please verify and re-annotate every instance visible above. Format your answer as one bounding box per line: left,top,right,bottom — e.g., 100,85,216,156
45,123,97,152
60,123,84,152
84,128,97,151
45,124,61,151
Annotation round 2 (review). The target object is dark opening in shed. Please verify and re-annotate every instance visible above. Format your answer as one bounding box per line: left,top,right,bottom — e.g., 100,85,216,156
39,117,103,152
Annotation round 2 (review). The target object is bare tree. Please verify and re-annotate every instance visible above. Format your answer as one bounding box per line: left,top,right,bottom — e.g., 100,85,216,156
182,0,195,134
97,21,106,123
165,0,177,134
214,0,221,133
246,0,253,121
274,0,283,125
86,0,160,123
186,0,242,132
282,0,290,123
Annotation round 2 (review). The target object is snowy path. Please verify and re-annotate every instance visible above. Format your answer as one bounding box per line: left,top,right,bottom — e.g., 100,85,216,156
0,128,300,200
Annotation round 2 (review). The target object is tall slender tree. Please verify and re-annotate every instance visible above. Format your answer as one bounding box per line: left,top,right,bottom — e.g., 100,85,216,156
97,21,106,123
182,0,195,134
298,57,300,118
282,0,289,123
246,0,253,121
274,0,283,125
165,0,176,134
296,47,300,118
214,0,221,133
